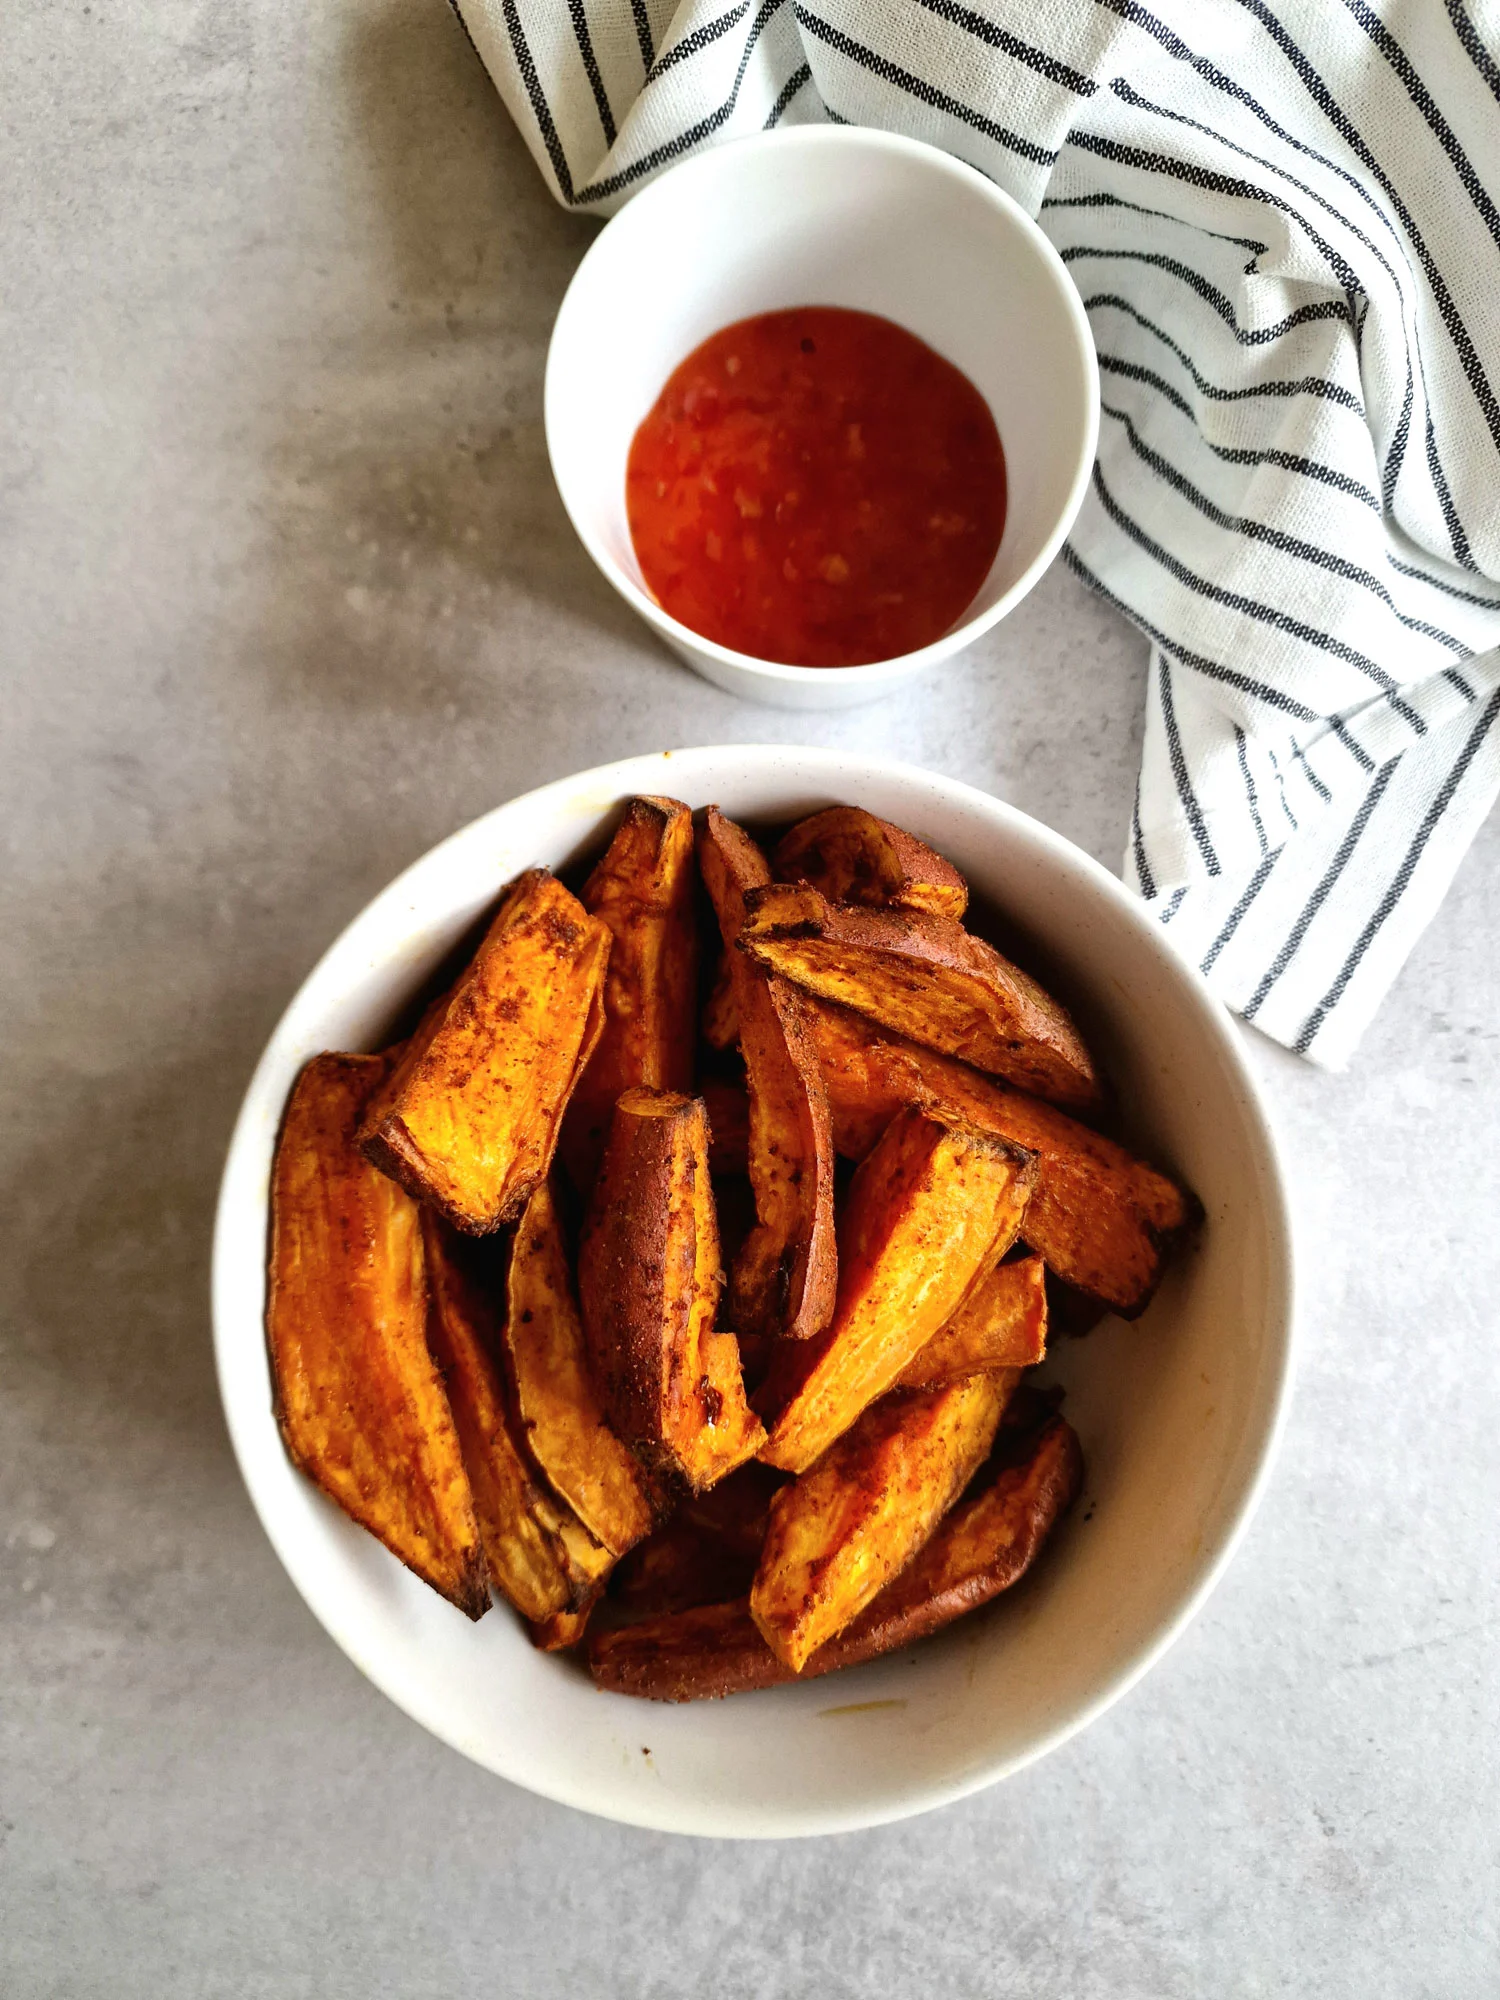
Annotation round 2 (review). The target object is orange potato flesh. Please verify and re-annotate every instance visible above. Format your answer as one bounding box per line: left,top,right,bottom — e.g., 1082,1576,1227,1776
698,808,837,1344
578,1087,765,1491
560,797,698,1191
894,1253,1048,1390
501,1179,657,1559
772,805,969,920
359,869,610,1233
752,1372,1010,1671
758,1106,1036,1474
588,1414,1083,1700
267,1053,489,1620
806,998,1197,1317
423,1213,613,1621
737,881,1101,1113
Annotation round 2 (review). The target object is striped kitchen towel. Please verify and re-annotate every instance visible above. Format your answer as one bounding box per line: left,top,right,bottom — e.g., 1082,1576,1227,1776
452,0,1500,1066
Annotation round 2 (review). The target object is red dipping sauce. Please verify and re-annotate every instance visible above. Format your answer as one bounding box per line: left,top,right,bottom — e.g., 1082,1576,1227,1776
626,307,1007,668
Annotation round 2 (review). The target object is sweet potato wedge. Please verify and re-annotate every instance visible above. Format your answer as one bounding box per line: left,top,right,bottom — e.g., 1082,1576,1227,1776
737,881,1100,1112
501,1179,657,1559
267,1053,489,1619
752,1372,1010,1671
806,999,1196,1317
758,1105,1036,1473
360,869,610,1233
701,950,740,1051
560,797,698,1190
772,805,969,920
578,1087,765,1491
894,1252,1048,1390
423,1213,613,1621
698,808,837,1343
589,1413,1082,1699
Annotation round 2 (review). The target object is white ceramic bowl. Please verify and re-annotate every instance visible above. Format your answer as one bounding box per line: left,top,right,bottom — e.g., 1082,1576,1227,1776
213,747,1294,1837
545,129,1099,709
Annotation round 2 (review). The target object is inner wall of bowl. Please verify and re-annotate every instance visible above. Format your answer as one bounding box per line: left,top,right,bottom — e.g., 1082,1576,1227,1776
219,749,1290,1836
550,140,1092,620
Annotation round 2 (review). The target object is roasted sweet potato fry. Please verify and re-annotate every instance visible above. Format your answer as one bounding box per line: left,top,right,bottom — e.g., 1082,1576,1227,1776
578,1087,765,1491
772,805,969,920
268,1053,490,1619
738,881,1100,1112
701,950,740,1051
759,1105,1036,1473
894,1252,1047,1390
752,1372,1009,1671
806,999,1196,1317
501,1179,656,1559
560,797,698,1190
423,1213,613,1621
698,808,837,1343
360,869,610,1233
589,1414,1082,1699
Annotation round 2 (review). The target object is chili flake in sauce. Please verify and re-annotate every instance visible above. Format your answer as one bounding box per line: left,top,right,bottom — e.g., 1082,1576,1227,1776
626,307,1007,669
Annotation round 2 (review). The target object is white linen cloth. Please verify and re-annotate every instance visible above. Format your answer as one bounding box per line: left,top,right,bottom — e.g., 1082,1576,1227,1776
451,0,1500,1065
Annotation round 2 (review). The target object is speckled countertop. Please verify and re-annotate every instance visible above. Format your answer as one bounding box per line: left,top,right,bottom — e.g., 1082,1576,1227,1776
3,5,1497,1995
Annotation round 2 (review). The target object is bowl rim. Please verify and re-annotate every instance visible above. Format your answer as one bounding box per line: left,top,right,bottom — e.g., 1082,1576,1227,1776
212,746,1297,1837
543,126,1101,690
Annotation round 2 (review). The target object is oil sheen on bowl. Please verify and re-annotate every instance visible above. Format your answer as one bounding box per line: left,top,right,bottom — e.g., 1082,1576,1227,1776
213,746,1295,1838
545,129,1099,710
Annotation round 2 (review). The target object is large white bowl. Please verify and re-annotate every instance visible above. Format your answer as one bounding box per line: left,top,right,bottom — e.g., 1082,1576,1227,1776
213,747,1294,1837
545,129,1099,709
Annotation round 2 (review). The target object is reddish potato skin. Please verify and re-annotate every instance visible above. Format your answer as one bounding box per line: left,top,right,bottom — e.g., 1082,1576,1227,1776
588,1416,1083,1699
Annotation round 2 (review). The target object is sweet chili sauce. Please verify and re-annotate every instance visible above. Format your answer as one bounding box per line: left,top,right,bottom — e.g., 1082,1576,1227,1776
625,307,1007,668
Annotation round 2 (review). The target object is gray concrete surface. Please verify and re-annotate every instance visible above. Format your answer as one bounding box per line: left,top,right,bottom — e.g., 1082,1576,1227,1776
3,4,1497,1995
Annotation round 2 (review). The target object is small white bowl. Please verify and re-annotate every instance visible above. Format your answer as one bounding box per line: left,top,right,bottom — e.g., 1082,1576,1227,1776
545,129,1099,709
213,747,1294,1839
